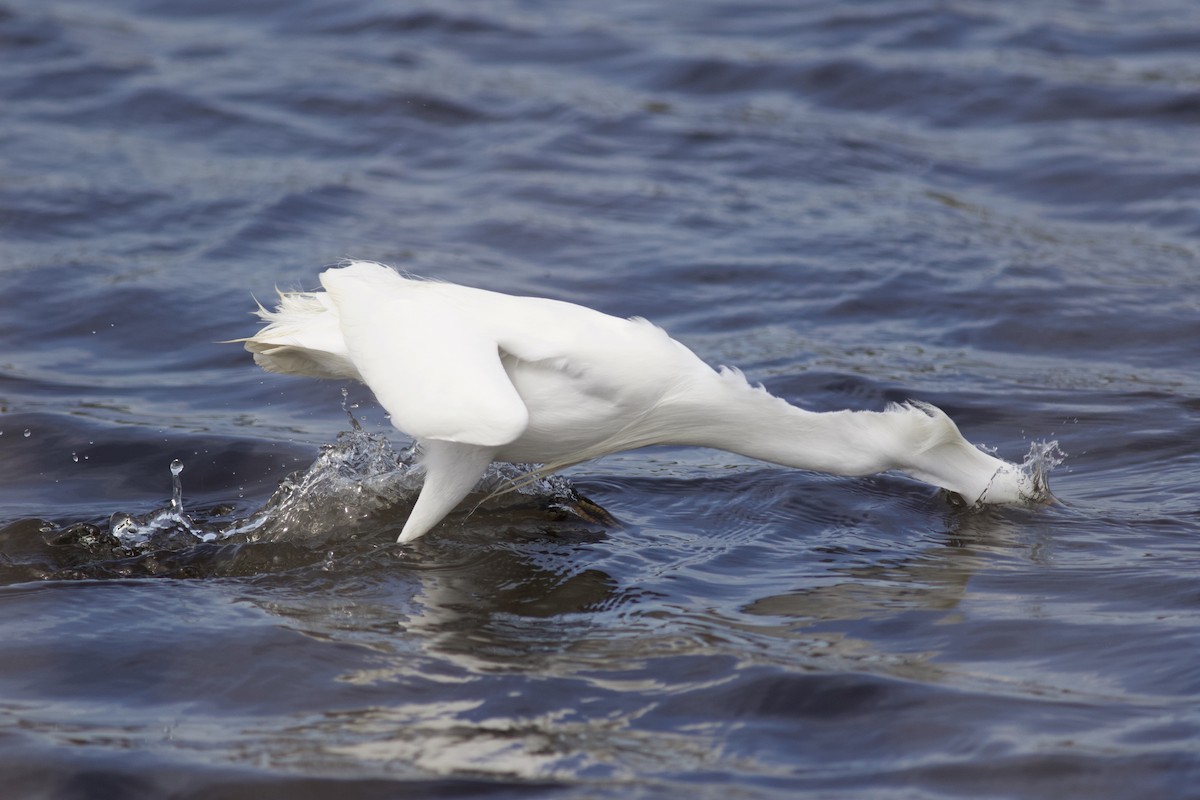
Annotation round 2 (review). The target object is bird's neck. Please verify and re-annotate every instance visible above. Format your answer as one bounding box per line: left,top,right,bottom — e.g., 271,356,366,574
665,372,898,474
659,370,1026,503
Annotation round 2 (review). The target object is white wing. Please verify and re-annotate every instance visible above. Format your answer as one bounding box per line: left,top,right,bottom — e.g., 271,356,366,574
320,263,529,447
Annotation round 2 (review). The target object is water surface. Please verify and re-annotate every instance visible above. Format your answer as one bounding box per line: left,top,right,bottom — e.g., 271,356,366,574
2,1,1199,797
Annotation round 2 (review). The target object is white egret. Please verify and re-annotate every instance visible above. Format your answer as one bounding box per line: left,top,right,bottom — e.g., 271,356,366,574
243,261,1040,542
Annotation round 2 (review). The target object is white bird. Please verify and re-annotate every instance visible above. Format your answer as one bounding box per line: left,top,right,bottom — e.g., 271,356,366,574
243,261,1039,543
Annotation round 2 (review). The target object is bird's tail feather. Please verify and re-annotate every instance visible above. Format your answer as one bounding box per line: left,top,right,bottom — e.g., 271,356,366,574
239,290,359,380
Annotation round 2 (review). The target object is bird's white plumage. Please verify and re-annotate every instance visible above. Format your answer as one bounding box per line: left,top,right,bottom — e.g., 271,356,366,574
321,267,529,446
244,261,1040,542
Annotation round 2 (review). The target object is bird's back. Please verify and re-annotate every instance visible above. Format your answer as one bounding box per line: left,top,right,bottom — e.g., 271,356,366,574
245,262,713,457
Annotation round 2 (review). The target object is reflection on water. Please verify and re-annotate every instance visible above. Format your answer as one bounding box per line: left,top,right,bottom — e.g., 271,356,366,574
143,492,1110,785
0,420,1065,780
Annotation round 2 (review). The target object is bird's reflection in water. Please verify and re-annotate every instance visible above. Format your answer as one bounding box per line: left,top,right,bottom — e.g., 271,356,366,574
276,487,1047,780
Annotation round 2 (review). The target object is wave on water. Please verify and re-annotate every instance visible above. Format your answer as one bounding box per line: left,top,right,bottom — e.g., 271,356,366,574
0,407,612,581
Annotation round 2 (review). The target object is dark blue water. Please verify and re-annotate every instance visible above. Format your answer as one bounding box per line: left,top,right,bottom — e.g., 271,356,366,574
3,1,1200,797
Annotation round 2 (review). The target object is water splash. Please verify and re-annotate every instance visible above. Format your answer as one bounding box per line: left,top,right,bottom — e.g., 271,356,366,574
225,424,605,545
30,394,605,562
948,440,1065,510
1021,439,1066,505
108,458,209,549
169,459,184,511
341,386,362,432
223,425,423,544
72,405,610,555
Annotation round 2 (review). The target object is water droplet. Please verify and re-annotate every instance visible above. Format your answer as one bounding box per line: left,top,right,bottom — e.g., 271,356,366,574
23,429,31,438
169,459,184,511
341,386,364,432
72,453,79,463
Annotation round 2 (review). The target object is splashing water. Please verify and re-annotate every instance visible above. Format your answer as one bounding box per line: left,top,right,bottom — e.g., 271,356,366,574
92,406,610,553
943,439,1064,510
108,458,210,549
1021,439,1066,505
226,425,606,545
169,459,184,511
224,426,425,544
959,439,1065,509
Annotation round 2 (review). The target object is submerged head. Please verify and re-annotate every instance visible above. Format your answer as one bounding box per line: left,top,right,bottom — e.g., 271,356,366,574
947,446,1062,509
980,463,1040,505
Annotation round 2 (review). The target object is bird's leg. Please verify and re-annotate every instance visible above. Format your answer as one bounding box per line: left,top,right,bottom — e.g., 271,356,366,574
397,440,498,543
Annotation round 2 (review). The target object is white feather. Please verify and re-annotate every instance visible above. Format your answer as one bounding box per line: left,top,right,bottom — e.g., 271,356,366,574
242,261,1040,542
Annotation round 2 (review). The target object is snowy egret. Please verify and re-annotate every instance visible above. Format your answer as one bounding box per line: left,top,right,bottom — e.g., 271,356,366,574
243,261,1039,542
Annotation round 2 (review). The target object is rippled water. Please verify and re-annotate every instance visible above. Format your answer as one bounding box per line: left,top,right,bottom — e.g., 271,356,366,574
3,1,1200,797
